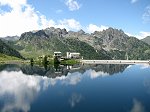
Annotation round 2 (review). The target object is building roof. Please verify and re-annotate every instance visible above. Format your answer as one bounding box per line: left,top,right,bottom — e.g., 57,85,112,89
69,52,80,54
54,52,61,54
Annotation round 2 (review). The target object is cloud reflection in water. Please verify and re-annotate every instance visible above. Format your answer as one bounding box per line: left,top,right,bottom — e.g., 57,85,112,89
0,68,111,112
130,99,146,112
0,71,49,112
139,64,150,70
69,93,83,108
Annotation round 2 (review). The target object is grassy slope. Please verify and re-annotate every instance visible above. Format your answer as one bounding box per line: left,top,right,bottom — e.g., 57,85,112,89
0,39,23,59
0,53,22,61
17,36,112,60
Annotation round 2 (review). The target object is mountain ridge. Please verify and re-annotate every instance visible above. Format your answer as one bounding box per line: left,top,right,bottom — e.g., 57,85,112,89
2,27,150,60
0,39,23,59
142,36,150,45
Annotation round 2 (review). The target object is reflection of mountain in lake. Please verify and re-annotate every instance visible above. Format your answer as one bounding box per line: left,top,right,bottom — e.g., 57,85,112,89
0,64,20,72
0,64,129,78
0,64,149,112
72,64,128,75
0,64,69,78
90,64,129,75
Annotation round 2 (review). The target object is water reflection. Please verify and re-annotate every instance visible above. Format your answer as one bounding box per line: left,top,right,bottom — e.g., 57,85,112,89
0,64,150,112
84,64,129,75
0,71,48,112
0,64,129,78
144,78,150,94
69,93,83,108
130,99,146,112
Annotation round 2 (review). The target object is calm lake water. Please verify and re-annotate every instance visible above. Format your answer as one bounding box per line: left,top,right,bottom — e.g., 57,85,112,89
0,64,150,112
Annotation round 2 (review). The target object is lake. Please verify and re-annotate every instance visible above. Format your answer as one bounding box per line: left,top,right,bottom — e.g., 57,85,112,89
0,64,150,112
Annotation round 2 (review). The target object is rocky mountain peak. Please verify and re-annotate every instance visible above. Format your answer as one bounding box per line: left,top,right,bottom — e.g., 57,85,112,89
92,27,130,51
93,27,128,38
44,27,68,36
141,36,150,45
3,26,150,60
77,29,85,35
61,28,68,35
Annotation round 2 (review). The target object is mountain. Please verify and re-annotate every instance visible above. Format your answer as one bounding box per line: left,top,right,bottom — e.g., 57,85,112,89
91,28,150,60
15,28,111,59
0,36,20,41
9,27,150,60
0,39,23,59
141,36,150,45
63,27,150,60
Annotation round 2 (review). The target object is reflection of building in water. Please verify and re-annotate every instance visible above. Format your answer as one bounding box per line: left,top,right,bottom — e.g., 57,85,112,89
66,65,81,70
0,64,129,79
45,65,69,78
54,64,63,73
54,64,81,76
66,52,80,59
67,65,72,70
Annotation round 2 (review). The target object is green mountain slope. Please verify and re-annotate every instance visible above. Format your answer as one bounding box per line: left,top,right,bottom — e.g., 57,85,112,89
141,36,150,45
0,53,21,61
0,39,23,59
126,37,150,59
64,39,111,59
6,27,150,60
92,28,150,60
16,31,111,59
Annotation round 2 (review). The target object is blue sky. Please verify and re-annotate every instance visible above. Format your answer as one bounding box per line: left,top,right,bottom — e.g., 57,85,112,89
0,0,150,39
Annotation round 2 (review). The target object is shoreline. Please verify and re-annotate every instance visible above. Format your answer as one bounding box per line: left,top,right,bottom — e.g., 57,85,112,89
0,60,30,64
81,60,150,65
0,59,150,65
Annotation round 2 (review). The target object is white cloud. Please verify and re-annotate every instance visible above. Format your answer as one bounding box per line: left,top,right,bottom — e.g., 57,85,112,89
87,24,108,33
40,15,56,29
0,0,40,37
0,0,27,9
125,32,134,37
0,0,82,37
130,99,146,112
125,31,150,39
131,0,138,4
57,19,81,31
142,5,150,23
39,16,81,31
65,0,81,11
135,31,150,39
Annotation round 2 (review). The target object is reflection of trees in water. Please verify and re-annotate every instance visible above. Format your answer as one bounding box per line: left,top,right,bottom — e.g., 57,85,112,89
0,64,47,75
0,64,129,78
20,65,48,76
0,64,20,72
0,64,68,78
